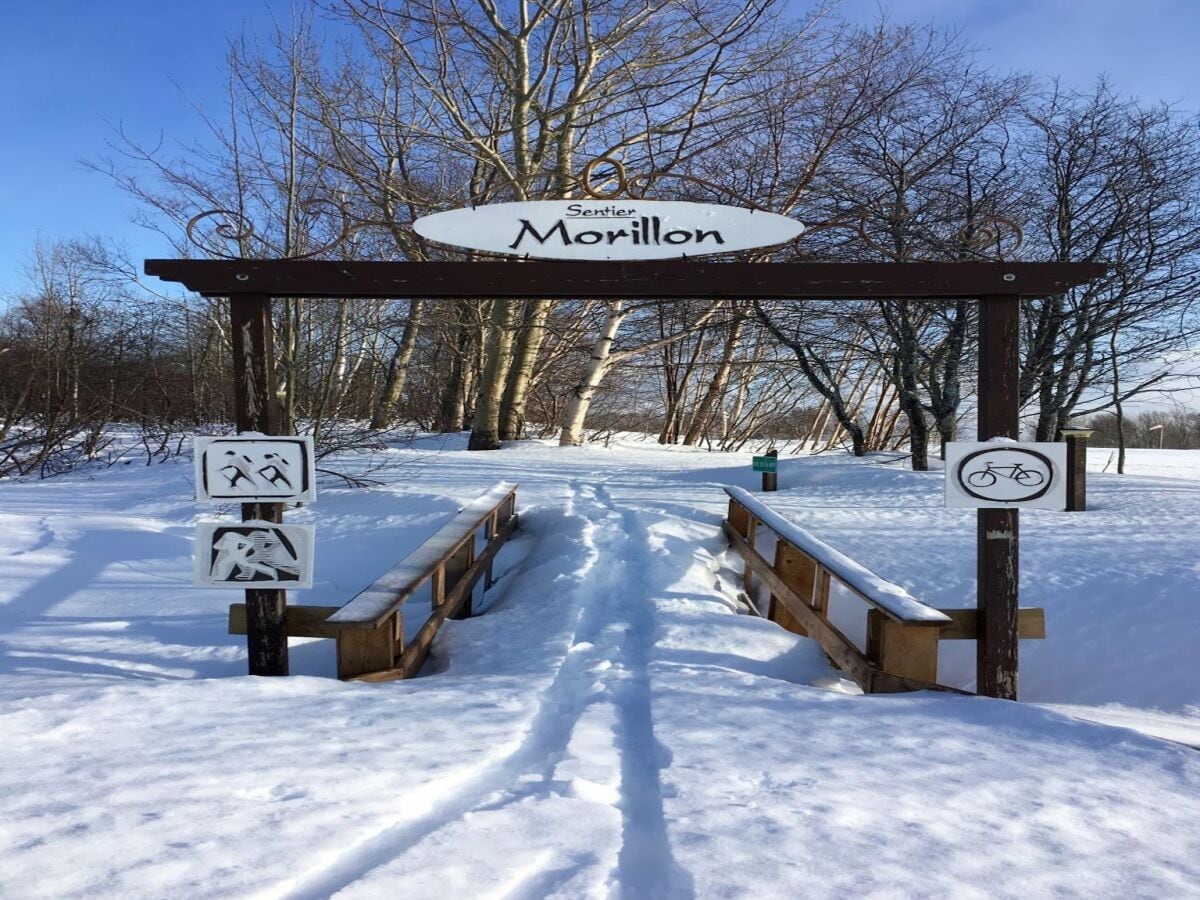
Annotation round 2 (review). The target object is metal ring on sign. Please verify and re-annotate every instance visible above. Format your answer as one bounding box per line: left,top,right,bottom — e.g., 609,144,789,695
579,156,630,200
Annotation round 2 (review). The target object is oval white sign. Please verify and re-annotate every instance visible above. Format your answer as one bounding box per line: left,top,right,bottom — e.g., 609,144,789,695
413,200,803,261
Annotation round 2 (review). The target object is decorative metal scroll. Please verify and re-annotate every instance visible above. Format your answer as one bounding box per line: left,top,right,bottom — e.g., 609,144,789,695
844,200,1025,262
950,215,1024,261
186,158,1024,263
185,198,366,261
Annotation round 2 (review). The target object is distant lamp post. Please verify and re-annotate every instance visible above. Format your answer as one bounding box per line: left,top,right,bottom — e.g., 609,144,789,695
1149,423,1165,449
1058,426,1095,512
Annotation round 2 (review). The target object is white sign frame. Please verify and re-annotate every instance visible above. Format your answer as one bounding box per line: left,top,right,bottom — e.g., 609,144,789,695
194,435,316,503
413,199,804,261
944,442,1067,510
194,520,315,589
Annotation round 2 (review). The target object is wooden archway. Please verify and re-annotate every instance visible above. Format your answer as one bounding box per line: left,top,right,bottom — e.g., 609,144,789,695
146,258,1104,698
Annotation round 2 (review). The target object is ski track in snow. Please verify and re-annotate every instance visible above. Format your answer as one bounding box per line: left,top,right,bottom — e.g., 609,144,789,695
280,475,683,899
582,479,688,899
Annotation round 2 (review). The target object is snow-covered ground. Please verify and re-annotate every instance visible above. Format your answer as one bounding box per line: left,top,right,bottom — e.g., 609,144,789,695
0,437,1197,898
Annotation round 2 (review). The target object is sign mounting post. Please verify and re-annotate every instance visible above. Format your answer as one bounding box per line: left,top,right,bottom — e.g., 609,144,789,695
977,295,1021,699
229,293,289,676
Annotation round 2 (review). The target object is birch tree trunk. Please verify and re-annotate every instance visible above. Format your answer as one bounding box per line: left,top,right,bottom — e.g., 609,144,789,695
499,299,553,440
311,299,348,446
468,300,520,450
683,311,744,446
559,301,627,447
369,299,424,430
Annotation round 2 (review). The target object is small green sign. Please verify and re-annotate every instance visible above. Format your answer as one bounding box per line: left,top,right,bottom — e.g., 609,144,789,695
752,455,777,473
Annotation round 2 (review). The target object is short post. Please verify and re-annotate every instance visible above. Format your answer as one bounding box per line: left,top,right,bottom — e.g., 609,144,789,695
761,448,778,492
1058,427,1093,512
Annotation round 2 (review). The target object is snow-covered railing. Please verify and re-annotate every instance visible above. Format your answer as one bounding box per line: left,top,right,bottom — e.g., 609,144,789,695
230,482,518,681
722,487,1043,694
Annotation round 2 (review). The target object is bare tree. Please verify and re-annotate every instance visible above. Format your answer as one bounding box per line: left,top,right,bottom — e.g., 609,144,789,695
1019,83,1200,439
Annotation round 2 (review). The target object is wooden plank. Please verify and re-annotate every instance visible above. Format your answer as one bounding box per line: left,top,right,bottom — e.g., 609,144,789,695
430,565,445,607
484,510,498,590
866,611,940,683
446,538,474,621
144,259,1107,300
936,608,1046,640
977,294,1022,700
770,598,806,635
743,516,758,598
336,614,401,680
228,604,342,639
866,609,883,667
813,569,831,618
769,541,817,636
328,482,517,628
727,499,750,537
360,515,518,682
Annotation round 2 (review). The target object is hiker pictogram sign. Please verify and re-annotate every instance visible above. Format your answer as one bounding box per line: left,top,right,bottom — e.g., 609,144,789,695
193,521,314,589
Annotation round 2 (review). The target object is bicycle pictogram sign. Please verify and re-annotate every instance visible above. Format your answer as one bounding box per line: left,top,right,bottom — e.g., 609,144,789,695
945,442,1066,509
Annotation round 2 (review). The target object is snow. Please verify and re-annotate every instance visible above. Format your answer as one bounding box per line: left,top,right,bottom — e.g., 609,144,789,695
751,447,1200,716
0,436,1197,897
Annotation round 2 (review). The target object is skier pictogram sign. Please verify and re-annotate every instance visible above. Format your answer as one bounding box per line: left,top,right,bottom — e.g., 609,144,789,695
194,435,316,503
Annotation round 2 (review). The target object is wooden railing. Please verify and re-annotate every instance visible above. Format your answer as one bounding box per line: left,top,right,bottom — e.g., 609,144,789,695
230,482,518,681
723,486,1044,694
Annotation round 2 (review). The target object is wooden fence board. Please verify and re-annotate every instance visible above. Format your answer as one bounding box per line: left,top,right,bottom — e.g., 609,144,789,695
936,608,1046,640
354,514,517,682
228,604,342,639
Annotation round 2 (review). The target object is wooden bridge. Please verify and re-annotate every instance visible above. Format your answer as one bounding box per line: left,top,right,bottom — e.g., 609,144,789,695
232,479,1041,693
230,482,518,680
723,486,1045,693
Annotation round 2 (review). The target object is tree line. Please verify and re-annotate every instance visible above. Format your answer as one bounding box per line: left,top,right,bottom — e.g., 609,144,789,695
3,1,1198,477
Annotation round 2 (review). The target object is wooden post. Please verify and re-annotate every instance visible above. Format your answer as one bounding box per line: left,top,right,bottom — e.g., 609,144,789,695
336,615,400,680
229,293,288,676
812,569,831,619
866,611,940,683
727,499,750,537
762,448,778,492
977,295,1020,699
484,510,498,589
1059,427,1093,511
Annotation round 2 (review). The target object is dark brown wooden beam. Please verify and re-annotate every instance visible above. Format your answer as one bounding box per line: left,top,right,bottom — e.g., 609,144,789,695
145,259,1106,300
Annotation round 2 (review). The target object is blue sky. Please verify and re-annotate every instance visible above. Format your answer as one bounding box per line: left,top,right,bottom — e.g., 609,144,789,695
1,0,1197,296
